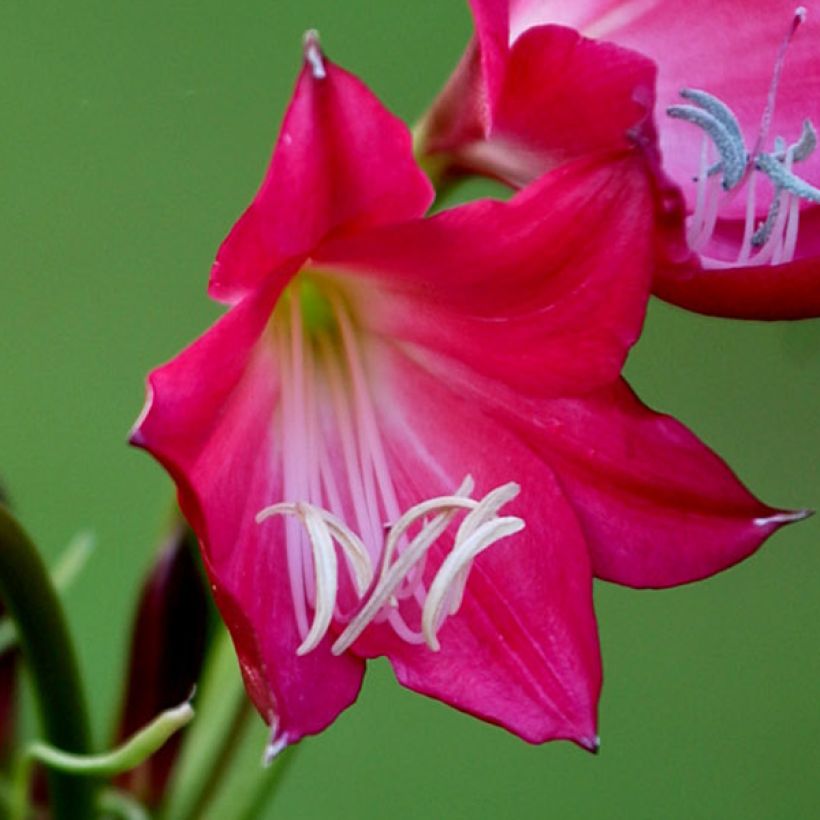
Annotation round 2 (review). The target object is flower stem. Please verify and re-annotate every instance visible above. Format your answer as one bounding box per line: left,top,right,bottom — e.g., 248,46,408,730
0,529,95,655
11,701,192,820
0,504,95,819
25,700,193,778
159,627,249,820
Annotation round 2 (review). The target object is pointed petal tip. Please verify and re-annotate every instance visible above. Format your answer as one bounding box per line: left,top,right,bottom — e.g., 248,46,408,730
580,734,601,754
753,508,814,528
263,730,290,767
302,29,326,80
128,382,155,448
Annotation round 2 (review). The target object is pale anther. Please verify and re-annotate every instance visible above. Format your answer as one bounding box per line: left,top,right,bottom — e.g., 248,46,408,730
379,476,476,582
331,477,476,655
679,89,745,155
422,515,525,651
332,478,523,656
256,501,373,655
790,119,817,163
755,152,820,203
668,99,747,189
446,481,522,616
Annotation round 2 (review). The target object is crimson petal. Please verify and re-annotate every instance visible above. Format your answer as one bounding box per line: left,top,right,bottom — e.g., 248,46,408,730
210,42,433,304
131,279,366,746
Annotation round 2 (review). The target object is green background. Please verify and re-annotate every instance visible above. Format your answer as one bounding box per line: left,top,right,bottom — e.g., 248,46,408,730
1,1,818,818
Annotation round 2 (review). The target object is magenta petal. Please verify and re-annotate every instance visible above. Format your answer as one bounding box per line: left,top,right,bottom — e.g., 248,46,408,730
316,153,654,396
209,44,433,304
655,253,820,320
131,280,365,745
474,25,658,184
526,379,802,587
426,17,658,185
352,347,601,746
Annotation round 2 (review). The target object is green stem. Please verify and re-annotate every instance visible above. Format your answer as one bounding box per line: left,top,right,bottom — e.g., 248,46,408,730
0,505,95,819
98,788,152,820
27,701,193,778
0,530,95,655
237,744,299,820
159,627,249,820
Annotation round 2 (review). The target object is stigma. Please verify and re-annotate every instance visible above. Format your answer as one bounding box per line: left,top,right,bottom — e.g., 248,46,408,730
666,7,819,267
256,275,525,656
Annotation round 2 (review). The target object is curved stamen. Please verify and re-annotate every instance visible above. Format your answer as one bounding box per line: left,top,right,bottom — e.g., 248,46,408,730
331,503,463,655
666,9,815,266
331,479,522,656
256,501,374,655
667,103,747,189
793,119,817,162
422,516,526,651
751,189,783,247
380,477,476,581
446,482,521,616
679,89,746,158
756,152,820,202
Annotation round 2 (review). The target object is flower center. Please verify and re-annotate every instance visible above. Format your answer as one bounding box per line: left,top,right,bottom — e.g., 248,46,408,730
257,273,524,656
666,7,819,267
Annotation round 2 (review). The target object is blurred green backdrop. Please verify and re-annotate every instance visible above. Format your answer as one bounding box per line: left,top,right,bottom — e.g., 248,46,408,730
1,2,818,818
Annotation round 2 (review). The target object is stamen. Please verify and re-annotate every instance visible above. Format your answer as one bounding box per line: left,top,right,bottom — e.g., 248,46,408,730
332,477,475,655
332,479,522,656
256,502,374,655
331,292,405,569
751,189,783,247
447,482,521,616
667,100,747,189
667,11,815,266
755,152,820,202
422,516,525,651
319,333,379,561
791,119,817,162
277,318,309,639
679,89,745,159
781,189,802,262
380,477,476,580
302,30,326,80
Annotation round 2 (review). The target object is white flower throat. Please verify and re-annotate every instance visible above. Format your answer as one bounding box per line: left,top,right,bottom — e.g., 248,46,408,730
667,7,819,267
256,276,524,656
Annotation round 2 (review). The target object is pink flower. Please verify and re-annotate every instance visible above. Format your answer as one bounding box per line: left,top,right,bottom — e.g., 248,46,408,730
422,0,820,319
132,34,803,754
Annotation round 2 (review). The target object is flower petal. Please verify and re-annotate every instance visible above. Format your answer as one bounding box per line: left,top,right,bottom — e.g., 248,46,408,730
209,42,433,304
655,252,820,320
516,1,820,218
428,22,658,186
351,344,601,746
523,378,804,587
317,152,654,397
131,279,365,745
